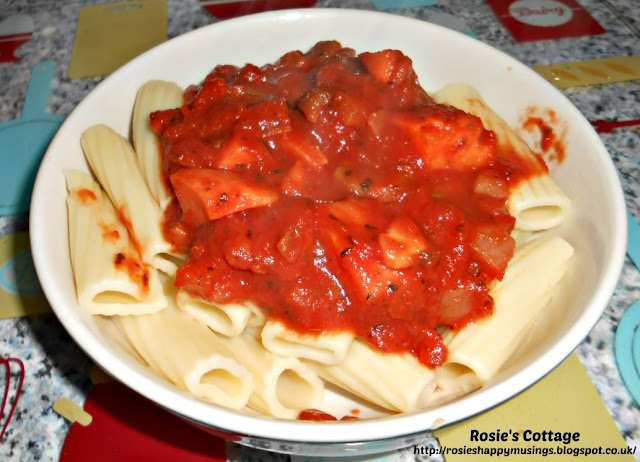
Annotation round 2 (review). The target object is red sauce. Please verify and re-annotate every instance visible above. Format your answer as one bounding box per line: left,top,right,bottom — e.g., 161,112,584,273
99,222,121,243
298,409,337,421
75,188,97,204
522,108,567,163
298,409,359,421
152,41,543,368
118,207,143,257
114,252,151,294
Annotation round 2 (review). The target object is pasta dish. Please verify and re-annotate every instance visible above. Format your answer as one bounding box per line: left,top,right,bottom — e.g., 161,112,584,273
65,41,572,419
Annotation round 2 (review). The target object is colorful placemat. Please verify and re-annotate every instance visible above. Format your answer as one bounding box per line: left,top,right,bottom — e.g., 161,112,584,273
0,232,50,319
371,0,437,10
487,0,605,42
68,0,168,79
434,354,635,461
614,210,640,406
0,61,64,216
534,56,640,89
0,358,25,443
199,0,317,18
615,301,640,407
58,380,227,462
0,14,34,63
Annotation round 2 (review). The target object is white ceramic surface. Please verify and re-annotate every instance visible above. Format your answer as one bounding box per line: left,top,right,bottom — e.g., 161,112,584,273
30,8,626,456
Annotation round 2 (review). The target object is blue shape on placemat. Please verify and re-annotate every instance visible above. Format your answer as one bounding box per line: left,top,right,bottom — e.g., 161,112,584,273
627,210,640,269
615,209,640,405
615,300,640,406
372,0,437,11
0,61,64,216
633,319,640,383
0,248,45,296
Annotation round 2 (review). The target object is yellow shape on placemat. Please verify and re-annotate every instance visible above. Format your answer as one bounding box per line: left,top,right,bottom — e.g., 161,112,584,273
68,0,167,79
434,354,635,461
0,231,51,319
54,397,93,426
534,56,640,89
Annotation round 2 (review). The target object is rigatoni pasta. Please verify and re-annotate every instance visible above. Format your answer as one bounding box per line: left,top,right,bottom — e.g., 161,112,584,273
433,84,571,231
261,319,354,365
119,304,254,410
307,338,435,412
132,80,183,211
176,288,265,336
65,42,574,420
81,124,178,276
442,235,574,382
418,236,574,408
65,169,166,316
204,329,325,419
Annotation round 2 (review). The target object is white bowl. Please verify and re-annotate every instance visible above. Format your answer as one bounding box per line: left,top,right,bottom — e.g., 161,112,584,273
30,8,626,456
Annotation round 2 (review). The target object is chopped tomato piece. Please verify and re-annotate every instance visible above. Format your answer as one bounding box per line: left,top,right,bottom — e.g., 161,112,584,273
474,170,509,198
334,166,410,203
298,89,331,123
170,168,278,227
240,99,291,137
282,162,348,200
392,105,497,170
316,210,353,257
184,78,228,114
326,198,384,228
222,230,275,274
213,127,273,171
235,63,268,85
438,288,475,325
271,129,327,168
379,216,428,269
360,49,413,85
470,225,515,278
276,209,313,263
149,108,182,135
341,246,398,301
330,91,367,126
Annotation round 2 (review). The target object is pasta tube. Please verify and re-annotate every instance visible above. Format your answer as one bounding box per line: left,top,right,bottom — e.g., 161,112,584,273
65,169,166,316
419,363,482,408
428,236,573,395
119,306,253,410
508,174,572,231
81,124,178,275
434,84,570,231
132,80,183,210
308,339,435,412
176,289,265,336
212,331,324,419
261,319,354,365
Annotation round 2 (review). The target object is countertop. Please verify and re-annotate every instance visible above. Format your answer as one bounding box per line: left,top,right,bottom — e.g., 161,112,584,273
1,0,639,460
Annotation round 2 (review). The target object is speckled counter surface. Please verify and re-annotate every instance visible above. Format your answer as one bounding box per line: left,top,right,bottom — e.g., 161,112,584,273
1,0,639,460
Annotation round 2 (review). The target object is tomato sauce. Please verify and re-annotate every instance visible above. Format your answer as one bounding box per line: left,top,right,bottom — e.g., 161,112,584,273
298,409,359,421
99,223,120,243
114,252,151,294
522,108,567,163
75,188,97,204
151,41,543,368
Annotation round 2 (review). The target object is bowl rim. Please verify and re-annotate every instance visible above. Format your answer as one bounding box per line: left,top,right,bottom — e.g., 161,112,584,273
30,7,627,444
